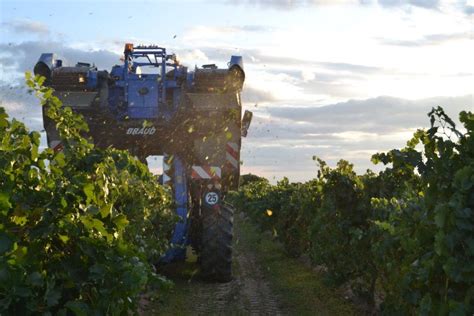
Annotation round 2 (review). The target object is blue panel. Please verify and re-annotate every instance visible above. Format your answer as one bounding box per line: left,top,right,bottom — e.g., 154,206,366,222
126,79,159,118
86,71,98,89
37,53,55,70
161,155,188,263
229,55,244,70
111,65,124,79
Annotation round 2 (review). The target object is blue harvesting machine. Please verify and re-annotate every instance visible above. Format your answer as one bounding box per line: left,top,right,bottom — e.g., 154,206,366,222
34,43,253,282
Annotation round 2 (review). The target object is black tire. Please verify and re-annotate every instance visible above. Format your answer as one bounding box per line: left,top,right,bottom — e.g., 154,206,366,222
200,201,234,282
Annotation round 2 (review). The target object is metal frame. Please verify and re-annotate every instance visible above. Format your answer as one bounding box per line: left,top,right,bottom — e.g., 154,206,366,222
161,155,189,263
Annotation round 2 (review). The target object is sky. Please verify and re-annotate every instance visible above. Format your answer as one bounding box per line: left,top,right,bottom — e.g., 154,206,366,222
0,0,473,182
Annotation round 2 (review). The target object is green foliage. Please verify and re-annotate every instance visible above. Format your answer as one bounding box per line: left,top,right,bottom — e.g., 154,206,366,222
310,160,377,302
230,175,320,258
0,73,174,315
372,107,474,314
232,107,474,314
239,173,267,187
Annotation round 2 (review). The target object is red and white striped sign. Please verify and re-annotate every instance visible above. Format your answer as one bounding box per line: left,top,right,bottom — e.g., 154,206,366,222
50,140,64,153
162,154,172,185
226,142,239,169
191,166,221,180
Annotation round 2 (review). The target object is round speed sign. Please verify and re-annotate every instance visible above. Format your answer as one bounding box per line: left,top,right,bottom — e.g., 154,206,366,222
205,192,219,205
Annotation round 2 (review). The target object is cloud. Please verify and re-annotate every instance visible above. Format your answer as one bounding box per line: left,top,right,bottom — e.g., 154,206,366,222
227,0,359,10
0,42,388,104
227,0,472,17
378,32,472,47
296,77,363,98
175,47,386,101
466,4,474,14
377,0,440,9
0,41,119,132
241,87,276,103
174,48,210,65
200,47,383,74
187,25,273,35
0,41,121,80
266,95,472,134
2,19,50,35
0,83,43,131
240,94,472,181
246,95,472,158
228,0,441,10
240,25,274,32
183,25,274,41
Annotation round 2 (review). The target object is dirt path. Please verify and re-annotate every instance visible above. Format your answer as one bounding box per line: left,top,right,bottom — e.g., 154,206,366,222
191,213,283,315
151,211,285,315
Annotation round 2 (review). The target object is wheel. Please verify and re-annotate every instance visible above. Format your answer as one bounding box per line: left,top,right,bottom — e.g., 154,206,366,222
200,198,234,282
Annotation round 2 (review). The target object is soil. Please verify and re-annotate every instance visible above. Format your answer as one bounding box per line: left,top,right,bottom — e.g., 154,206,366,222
145,211,285,315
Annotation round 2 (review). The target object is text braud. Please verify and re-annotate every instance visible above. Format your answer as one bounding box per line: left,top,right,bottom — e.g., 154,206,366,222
126,127,156,135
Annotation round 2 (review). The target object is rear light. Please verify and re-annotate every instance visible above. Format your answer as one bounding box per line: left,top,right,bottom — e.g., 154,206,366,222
124,43,134,53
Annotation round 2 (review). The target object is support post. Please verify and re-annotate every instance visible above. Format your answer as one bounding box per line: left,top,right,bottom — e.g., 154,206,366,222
161,155,188,263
